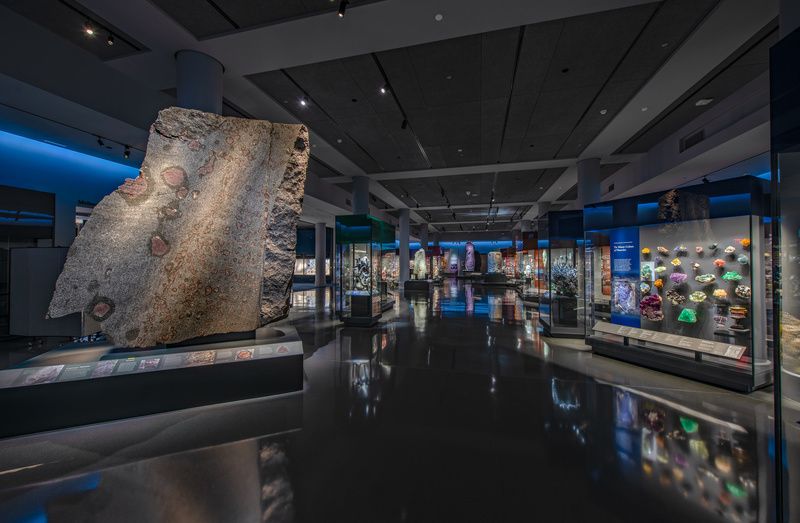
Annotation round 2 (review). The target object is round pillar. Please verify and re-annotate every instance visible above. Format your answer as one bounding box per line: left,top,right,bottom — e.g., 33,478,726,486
352,176,370,215
176,50,224,114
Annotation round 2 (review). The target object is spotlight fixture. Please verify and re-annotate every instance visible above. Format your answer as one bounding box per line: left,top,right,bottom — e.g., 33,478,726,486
299,97,308,107
96,136,104,147
83,21,95,36
702,177,710,184
401,119,408,130
338,0,348,18
434,13,443,22
123,145,130,159
107,33,114,46
599,108,607,115
379,86,387,95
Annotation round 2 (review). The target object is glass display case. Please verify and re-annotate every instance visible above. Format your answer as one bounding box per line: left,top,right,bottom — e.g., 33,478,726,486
487,251,503,274
585,177,771,392
335,215,395,326
538,210,585,338
380,250,398,292
429,246,443,282
771,27,800,522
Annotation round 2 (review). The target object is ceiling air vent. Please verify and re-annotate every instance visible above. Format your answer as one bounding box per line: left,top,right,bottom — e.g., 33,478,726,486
679,129,705,153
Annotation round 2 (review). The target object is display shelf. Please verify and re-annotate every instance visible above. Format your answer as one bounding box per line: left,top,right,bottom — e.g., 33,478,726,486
335,215,395,326
585,176,771,392
538,210,585,338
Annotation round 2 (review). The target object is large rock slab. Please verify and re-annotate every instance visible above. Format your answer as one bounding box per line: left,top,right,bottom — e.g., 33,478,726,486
47,107,309,347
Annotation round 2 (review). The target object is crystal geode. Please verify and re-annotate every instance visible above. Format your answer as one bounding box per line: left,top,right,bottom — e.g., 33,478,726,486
48,107,309,347
640,294,664,321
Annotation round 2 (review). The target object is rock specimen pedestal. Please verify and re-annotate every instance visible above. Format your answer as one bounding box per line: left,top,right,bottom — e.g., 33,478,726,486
48,107,309,347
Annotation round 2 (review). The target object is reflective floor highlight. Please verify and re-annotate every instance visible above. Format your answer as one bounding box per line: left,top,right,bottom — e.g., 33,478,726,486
0,280,785,522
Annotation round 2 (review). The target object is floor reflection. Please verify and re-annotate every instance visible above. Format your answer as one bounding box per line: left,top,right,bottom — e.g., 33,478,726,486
0,278,780,522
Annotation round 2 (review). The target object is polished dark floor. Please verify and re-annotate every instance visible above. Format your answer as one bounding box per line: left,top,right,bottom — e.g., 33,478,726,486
0,280,782,522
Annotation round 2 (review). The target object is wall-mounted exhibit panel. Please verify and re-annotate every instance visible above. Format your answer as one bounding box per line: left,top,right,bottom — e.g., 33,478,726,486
585,177,771,392
335,214,395,326
538,210,585,338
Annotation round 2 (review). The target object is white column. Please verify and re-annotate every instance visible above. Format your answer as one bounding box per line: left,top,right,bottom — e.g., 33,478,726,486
536,202,551,218
419,227,429,252
352,176,370,215
314,222,326,287
399,209,410,284
176,50,224,114
576,157,602,208
433,233,441,247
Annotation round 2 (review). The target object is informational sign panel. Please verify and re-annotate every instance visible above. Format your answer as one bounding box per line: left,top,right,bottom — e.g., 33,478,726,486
609,228,640,327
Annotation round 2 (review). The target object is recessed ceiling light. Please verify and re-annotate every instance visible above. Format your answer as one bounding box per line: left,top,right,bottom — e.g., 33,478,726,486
337,0,348,18
457,148,462,153
695,98,714,106
599,109,607,115
83,21,95,36
539,186,544,190
434,13,443,22
299,98,308,107
107,33,114,46
445,75,452,80
661,42,670,48
379,86,387,94
336,138,343,143
641,106,648,112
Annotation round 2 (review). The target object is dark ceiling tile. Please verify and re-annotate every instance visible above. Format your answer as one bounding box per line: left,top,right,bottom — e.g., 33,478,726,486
1,0,146,60
149,0,235,37
557,184,578,201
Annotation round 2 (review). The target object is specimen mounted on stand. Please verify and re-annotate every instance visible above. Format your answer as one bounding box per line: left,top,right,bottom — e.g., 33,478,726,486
47,107,309,347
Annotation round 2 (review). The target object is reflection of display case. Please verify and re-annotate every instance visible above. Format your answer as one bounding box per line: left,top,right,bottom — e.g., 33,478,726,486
335,215,395,326
585,177,771,392
539,210,585,338
772,29,800,521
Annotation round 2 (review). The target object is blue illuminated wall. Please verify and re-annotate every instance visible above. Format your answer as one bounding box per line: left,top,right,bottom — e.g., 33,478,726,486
0,130,139,245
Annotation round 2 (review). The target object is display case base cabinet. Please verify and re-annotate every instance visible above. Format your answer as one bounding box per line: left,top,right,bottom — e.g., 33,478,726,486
404,280,430,294
483,273,508,285
0,353,302,438
588,336,770,393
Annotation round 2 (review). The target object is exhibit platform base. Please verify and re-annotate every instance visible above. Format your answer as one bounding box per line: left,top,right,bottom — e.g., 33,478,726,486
588,336,768,393
520,293,540,307
538,318,585,339
404,280,430,294
342,314,381,327
0,326,304,438
482,273,508,285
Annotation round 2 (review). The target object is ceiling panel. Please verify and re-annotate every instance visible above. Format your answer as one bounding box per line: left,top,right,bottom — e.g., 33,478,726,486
1,0,146,60
494,167,567,202
150,0,387,39
617,23,776,154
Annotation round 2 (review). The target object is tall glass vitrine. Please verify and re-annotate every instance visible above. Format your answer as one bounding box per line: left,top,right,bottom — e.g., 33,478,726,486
335,215,395,326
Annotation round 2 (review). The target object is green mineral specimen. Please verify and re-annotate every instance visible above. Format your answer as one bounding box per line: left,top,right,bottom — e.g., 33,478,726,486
641,265,652,280
722,271,743,282
678,308,697,323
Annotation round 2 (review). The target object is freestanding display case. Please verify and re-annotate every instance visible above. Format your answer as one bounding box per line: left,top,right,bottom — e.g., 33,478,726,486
335,215,395,326
520,231,545,304
585,177,771,392
538,210,585,338
771,26,800,522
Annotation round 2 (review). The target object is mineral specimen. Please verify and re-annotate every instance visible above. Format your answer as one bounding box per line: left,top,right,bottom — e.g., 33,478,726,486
641,265,652,281
709,243,718,251
724,245,736,255
48,107,310,347
657,246,670,256
695,246,703,254
735,285,751,299
640,294,664,321
614,281,636,313
729,306,747,319
695,274,716,284
552,263,578,297
678,308,698,323
666,289,686,305
640,282,651,294
692,262,701,271
465,242,475,272
713,289,728,299
669,273,688,284
414,248,427,279
655,266,667,274
671,257,682,266
654,278,663,289
740,238,751,249
722,271,743,282
689,291,707,303
737,254,749,265
641,247,651,255
713,258,725,268
674,245,687,255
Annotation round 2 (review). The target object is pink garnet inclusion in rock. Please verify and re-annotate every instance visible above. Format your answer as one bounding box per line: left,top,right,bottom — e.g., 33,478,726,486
161,166,187,188
150,235,170,257
118,175,148,198
93,301,111,319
